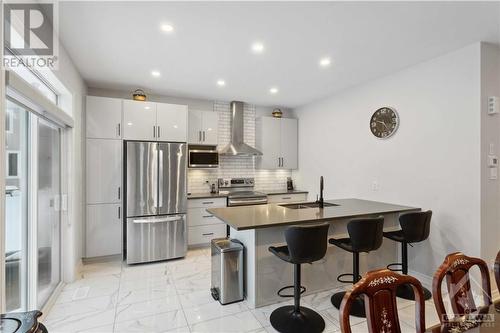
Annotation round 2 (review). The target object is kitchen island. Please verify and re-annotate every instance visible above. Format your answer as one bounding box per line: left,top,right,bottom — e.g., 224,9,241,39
208,198,419,308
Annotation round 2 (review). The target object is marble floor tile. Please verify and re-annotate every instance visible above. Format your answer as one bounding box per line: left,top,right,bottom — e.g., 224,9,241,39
56,284,119,304
183,300,249,325
177,289,218,309
115,295,182,323
63,275,120,291
114,309,187,333
44,309,116,333
117,284,178,305
46,295,116,320
189,311,262,333
45,248,448,333
75,323,114,333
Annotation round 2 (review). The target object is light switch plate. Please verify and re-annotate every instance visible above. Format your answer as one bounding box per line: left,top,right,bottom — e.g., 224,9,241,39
488,96,499,115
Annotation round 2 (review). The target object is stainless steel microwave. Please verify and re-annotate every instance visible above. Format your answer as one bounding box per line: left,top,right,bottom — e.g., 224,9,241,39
188,148,219,168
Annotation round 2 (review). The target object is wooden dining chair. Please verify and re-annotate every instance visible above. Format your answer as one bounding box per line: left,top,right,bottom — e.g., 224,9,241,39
339,268,426,333
432,252,492,323
494,250,500,295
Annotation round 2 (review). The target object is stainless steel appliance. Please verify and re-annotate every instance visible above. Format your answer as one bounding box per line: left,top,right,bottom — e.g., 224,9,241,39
219,101,262,156
211,238,244,305
125,141,187,264
218,177,268,207
188,145,219,168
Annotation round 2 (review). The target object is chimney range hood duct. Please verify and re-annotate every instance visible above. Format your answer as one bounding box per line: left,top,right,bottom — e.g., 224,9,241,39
219,101,263,156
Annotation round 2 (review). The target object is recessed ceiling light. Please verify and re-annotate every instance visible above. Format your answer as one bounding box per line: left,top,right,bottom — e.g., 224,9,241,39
151,70,160,77
217,79,226,87
269,87,279,94
160,24,174,33
319,57,331,67
251,42,264,54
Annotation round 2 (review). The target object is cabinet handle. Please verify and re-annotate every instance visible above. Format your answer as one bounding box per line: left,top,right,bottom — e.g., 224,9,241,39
158,126,161,138
117,123,121,137
202,232,214,236
153,126,156,138
202,215,213,218
199,130,202,142
278,157,280,167
202,201,214,205
282,197,291,200
118,187,121,200
281,157,284,167
118,206,121,219
203,131,205,141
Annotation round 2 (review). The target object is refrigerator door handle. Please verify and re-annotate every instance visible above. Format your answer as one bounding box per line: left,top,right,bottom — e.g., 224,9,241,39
158,149,164,207
133,216,184,224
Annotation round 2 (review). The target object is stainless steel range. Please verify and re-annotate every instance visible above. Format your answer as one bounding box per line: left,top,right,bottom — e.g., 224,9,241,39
218,177,267,207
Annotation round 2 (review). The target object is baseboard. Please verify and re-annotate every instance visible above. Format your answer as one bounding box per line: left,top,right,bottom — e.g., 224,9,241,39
39,282,64,321
82,254,122,264
408,269,433,291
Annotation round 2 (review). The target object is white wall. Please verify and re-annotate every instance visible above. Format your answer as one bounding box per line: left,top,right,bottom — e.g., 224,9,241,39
480,43,500,268
52,45,87,282
292,43,482,278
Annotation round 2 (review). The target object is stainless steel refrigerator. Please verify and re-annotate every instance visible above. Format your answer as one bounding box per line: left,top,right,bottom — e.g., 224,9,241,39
125,141,187,264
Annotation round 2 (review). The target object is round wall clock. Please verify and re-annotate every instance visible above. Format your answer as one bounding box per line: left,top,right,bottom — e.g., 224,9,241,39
370,107,399,138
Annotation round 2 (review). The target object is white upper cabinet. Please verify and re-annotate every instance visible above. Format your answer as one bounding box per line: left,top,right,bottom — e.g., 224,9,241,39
188,110,219,145
86,139,122,204
256,117,298,169
156,103,188,142
123,100,157,141
86,96,122,139
280,118,298,169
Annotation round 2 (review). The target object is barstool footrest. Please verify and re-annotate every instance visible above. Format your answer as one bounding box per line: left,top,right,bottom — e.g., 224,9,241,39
277,285,306,298
386,262,403,272
337,273,362,284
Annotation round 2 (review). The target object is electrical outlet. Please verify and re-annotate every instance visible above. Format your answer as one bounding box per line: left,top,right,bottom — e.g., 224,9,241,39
372,181,379,191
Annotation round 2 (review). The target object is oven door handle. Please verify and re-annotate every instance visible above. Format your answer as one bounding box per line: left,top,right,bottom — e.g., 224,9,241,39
228,197,268,205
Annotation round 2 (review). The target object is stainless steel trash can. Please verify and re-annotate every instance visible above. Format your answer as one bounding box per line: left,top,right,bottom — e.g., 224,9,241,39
210,238,244,305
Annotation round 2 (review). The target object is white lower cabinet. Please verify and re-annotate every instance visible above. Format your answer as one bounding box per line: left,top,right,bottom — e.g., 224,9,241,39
267,193,308,203
187,197,226,246
188,224,226,246
86,204,122,257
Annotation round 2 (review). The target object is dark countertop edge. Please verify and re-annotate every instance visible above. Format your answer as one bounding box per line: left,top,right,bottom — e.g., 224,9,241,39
208,206,420,231
264,190,309,195
187,193,228,199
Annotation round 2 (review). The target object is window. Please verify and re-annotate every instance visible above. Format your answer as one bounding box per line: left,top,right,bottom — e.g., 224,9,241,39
4,48,59,105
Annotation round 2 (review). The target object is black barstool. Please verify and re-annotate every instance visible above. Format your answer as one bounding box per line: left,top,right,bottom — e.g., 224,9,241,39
383,210,432,300
329,216,384,317
268,223,330,333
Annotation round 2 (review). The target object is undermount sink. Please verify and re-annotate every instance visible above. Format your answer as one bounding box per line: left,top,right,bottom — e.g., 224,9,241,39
280,202,339,209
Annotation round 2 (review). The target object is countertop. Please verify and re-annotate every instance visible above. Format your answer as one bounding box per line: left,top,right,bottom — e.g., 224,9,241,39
187,193,228,199
207,198,419,230
187,190,308,199
263,190,308,195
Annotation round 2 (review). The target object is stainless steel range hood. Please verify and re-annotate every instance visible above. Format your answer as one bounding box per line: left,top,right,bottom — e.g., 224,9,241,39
219,101,263,156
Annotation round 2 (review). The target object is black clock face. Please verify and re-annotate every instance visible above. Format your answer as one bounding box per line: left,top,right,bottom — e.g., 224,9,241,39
370,107,399,138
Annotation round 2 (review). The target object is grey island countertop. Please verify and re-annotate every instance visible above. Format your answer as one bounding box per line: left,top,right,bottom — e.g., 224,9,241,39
207,198,419,230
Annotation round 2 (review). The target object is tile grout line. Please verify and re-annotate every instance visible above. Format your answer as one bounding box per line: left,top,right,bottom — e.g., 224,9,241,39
171,262,194,333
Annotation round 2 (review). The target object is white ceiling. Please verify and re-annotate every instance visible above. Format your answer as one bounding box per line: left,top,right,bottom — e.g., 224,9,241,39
59,1,500,108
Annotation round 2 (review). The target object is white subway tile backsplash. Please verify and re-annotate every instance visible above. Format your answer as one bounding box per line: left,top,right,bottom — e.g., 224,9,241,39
188,101,291,194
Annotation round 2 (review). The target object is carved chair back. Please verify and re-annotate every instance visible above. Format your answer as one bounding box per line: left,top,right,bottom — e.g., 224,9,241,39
495,250,500,296
432,252,492,323
340,269,425,333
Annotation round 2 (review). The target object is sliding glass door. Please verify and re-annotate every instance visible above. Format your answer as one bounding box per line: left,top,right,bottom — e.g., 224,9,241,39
36,118,61,308
5,100,29,312
4,99,62,311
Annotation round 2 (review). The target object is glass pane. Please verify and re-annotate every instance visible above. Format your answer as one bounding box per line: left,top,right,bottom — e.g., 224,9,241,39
5,100,29,311
37,118,61,307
